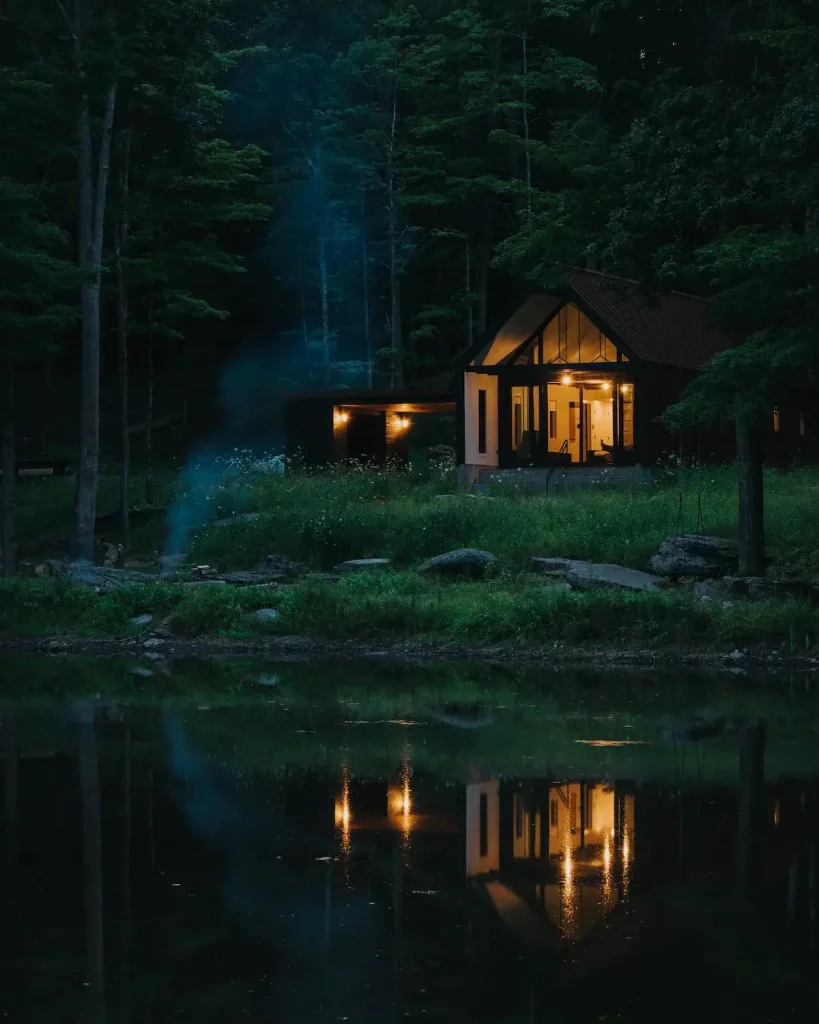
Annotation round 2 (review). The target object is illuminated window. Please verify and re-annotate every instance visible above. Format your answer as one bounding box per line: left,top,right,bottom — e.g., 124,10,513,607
773,407,780,433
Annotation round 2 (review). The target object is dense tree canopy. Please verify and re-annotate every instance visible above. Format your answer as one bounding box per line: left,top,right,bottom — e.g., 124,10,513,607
1,0,818,564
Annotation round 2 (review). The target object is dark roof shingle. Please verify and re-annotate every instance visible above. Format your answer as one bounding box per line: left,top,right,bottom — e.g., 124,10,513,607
564,269,731,369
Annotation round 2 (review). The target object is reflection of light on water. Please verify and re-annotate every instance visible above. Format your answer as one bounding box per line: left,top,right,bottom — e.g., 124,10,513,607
622,825,632,900
400,756,412,856
334,766,352,861
560,842,578,941
602,828,616,910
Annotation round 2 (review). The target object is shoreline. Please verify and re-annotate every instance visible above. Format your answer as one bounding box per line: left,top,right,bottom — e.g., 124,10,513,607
2,632,818,672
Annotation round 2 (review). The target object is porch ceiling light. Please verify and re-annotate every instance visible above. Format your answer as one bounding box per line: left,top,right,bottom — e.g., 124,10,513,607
603,381,612,391
561,373,572,385
394,415,411,431
620,384,631,394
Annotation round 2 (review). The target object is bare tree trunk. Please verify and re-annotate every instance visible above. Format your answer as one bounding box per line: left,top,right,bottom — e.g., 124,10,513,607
3,709,18,919
115,132,131,550
1,349,16,577
736,401,765,576
146,296,155,506
318,233,331,385
521,28,533,233
465,239,474,349
118,720,132,1024
361,191,373,389
387,78,403,389
75,73,117,562
76,703,107,1024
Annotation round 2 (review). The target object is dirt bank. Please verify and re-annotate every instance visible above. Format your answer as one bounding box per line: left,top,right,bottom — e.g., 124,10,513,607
2,632,818,673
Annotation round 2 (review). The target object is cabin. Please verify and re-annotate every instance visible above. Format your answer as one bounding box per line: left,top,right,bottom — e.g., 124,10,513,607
459,269,816,489
282,388,456,467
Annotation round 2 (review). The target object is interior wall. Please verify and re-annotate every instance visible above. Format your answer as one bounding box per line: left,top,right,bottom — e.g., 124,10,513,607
464,372,498,466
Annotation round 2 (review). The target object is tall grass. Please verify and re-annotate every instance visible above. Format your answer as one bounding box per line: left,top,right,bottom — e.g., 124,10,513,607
2,572,819,650
16,459,819,577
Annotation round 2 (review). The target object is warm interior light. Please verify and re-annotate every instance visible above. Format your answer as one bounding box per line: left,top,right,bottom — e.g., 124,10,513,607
394,415,411,431
620,384,631,394
334,410,350,427
603,381,612,391
561,374,572,386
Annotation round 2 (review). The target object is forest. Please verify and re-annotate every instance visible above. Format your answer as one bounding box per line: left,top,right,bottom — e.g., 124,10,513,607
1,0,818,572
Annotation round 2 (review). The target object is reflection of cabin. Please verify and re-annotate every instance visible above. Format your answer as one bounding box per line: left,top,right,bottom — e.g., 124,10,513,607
466,779,635,945
459,269,817,489
283,389,455,467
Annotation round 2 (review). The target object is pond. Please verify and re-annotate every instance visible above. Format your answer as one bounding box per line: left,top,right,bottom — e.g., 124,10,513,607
1,656,818,1023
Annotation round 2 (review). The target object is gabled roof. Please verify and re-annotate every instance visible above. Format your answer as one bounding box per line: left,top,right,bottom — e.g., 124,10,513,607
468,269,731,370
564,269,730,369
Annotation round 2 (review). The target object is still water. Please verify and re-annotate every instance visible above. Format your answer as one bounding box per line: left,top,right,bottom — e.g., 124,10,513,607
1,657,819,1023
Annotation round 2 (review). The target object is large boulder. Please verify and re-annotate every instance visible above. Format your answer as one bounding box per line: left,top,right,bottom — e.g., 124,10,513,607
694,576,817,604
649,534,737,578
566,562,662,593
526,556,588,577
334,558,392,573
418,548,497,577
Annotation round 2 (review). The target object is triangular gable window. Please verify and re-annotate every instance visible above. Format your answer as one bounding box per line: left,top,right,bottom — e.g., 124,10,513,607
512,304,622,365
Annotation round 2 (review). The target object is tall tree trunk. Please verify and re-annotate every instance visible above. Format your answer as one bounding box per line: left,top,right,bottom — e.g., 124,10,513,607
736,401,765,576
361,191,373,389
465,239,474,349
3,709,18,919
521,26,533,233
318,233,331,385
477,199,492,337
146,297,155,506
119,720,132,1024
115,132,131,550
75,73,117,562
76,703,107,1024
387,77,403,389
1,349,16,577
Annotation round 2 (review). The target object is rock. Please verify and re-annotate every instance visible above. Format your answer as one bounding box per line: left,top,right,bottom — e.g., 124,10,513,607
218,570,284,586
182,580,228,589
142,638,163,648
142,652,164,662
526,556,588,577
253,554,308,578
52,563,156,590
649,534,737,577
130,614,153,628
249,607,279,624
257,673,279,686
418,548,497,577
566,562,662,592
333,558,392,573
129,666,155,678
694,576,816,604
154,619,174,638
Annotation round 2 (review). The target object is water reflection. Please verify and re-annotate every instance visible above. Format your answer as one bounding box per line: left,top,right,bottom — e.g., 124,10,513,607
2,685,819,1023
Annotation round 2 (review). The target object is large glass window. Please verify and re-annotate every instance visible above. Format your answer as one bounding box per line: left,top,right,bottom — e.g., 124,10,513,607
514,303,620,364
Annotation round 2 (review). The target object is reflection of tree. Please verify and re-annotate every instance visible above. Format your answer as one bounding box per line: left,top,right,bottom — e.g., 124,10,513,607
3,707,18,955
74,702,107,1024
737,719,766,896
119,717,132,1024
